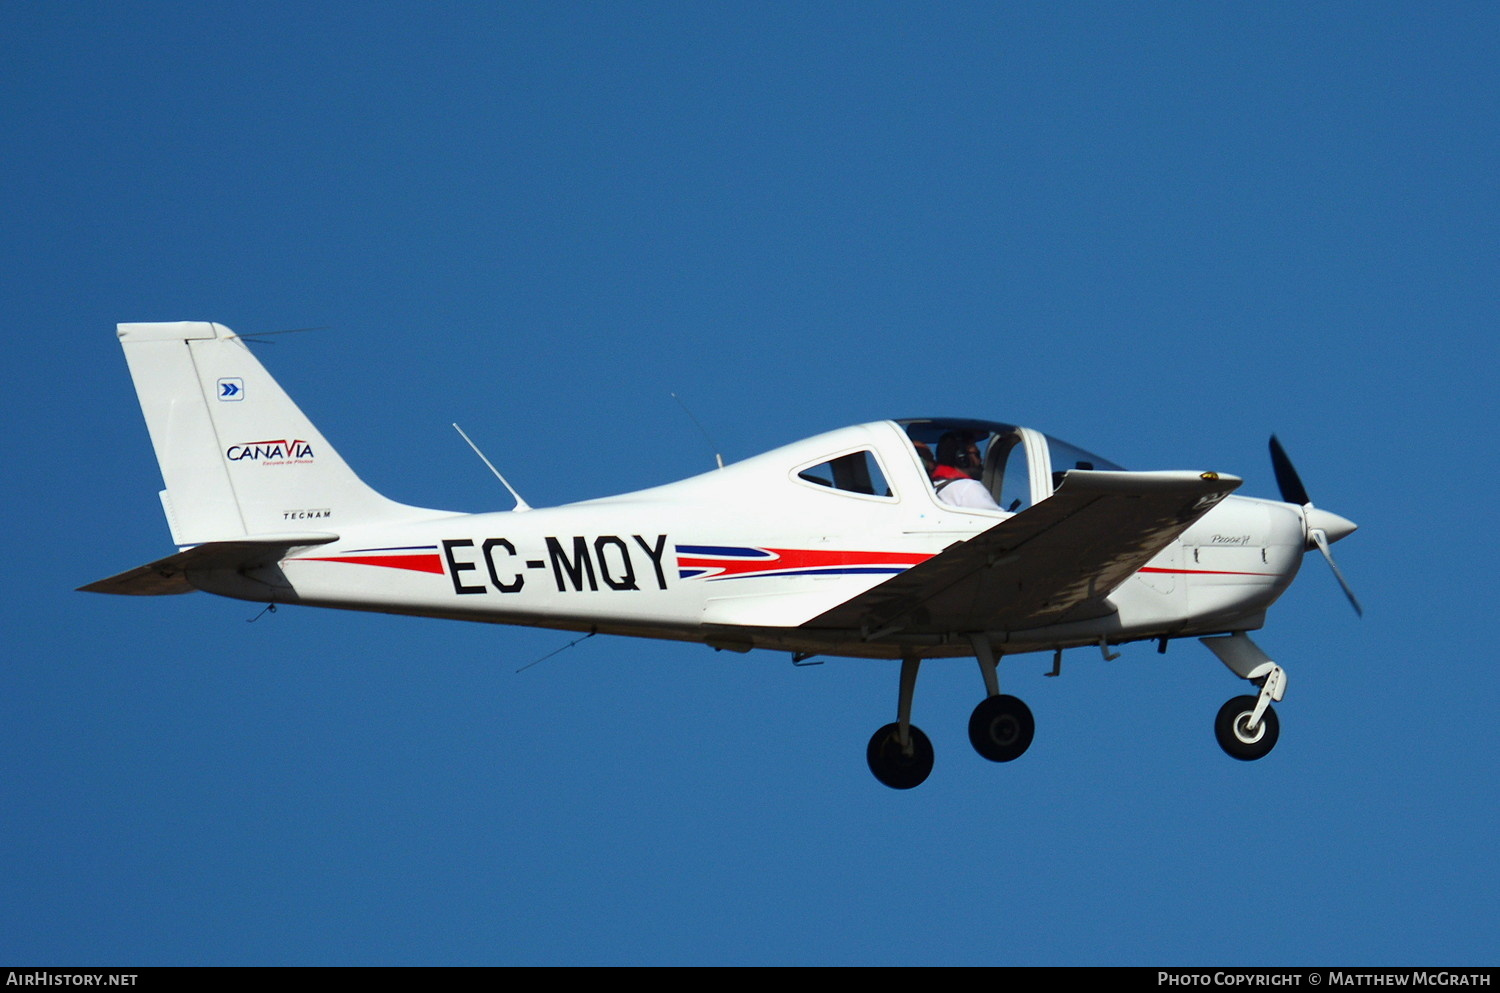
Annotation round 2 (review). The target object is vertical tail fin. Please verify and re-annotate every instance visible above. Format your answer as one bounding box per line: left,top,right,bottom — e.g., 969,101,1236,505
118,322,449,545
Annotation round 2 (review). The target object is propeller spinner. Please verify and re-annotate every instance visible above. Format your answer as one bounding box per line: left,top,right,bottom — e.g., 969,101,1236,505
1269,435,1362,616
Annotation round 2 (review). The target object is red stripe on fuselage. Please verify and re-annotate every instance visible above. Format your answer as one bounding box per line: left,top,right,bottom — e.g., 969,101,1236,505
1137,567,1277,577
302,554,446,575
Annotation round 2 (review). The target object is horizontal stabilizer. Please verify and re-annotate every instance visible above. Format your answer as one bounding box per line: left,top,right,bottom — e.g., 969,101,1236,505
78,533,337,596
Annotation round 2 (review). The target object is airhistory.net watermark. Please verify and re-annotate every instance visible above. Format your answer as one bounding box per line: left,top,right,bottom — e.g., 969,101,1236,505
6,975,138,987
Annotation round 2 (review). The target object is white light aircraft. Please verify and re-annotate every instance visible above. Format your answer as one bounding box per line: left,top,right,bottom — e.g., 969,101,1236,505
82,322,1361,788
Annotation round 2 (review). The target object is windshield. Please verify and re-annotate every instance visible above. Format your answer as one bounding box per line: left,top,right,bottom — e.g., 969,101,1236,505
1045,435,1124,476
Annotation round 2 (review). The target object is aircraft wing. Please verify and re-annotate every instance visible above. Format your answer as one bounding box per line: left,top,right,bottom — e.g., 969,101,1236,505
802,470,1240,637
78,533,338,596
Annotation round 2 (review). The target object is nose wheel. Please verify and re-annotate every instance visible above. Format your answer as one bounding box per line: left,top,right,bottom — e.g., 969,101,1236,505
1214,694,1280,760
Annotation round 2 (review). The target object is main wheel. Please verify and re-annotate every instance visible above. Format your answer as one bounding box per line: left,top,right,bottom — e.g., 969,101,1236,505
1215,695,1280,761
968,694,1035,762
866,722,934,790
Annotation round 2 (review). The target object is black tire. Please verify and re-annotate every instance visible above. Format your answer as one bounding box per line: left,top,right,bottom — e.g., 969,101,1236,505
968,694,1035,762
1215,695,1280,761
866,722,934,790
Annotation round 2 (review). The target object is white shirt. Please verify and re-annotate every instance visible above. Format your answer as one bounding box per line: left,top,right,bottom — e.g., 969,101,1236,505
935,476,1005,512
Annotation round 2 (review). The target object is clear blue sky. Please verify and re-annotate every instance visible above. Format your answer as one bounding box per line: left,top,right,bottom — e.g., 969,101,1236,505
3,1,1496,966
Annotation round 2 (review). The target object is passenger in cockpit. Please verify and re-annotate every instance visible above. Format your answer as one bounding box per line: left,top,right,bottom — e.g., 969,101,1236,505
932,431,1005,512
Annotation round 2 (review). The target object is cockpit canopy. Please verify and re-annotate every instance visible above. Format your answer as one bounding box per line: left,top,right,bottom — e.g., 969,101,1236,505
899,418,1123,512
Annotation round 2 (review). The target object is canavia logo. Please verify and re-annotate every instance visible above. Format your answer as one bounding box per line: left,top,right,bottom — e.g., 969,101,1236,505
226,439,316,462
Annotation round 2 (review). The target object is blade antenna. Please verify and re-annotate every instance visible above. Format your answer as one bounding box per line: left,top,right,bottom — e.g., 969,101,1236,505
672,392,724,469
453,423,531,512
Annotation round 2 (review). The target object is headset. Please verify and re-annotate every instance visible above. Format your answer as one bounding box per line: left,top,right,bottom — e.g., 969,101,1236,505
936,432,980,471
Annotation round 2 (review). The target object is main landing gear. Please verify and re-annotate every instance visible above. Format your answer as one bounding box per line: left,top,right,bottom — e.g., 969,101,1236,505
866,656,936,789
968,694,1034,762
866,722,934,791
866,638,1036,790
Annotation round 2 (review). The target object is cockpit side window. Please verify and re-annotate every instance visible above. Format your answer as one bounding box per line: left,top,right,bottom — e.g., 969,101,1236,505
795,450,894,499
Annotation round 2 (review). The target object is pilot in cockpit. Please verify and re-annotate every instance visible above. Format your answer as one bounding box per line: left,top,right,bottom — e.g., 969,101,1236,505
931,431,1005,512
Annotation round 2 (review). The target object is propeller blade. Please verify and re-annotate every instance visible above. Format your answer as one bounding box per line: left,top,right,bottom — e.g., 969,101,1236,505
1271,435,1362,617
1269,435,1310,507
1310,529,1364,618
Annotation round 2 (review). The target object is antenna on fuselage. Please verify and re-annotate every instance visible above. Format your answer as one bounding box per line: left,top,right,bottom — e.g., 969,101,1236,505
452,423,531,512
671,392,724,469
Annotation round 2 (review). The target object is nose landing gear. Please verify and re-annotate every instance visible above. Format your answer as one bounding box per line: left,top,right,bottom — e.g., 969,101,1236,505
1214,694,1281,760
1202,633,1288,761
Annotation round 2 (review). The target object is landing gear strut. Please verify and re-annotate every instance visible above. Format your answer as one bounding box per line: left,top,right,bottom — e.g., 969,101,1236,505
1202,633,1287,761
866,656,933,789
967,634,1035,762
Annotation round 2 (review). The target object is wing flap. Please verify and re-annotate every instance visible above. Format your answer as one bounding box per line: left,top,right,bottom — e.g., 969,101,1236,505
803,470,1240,636
78,532,338,596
